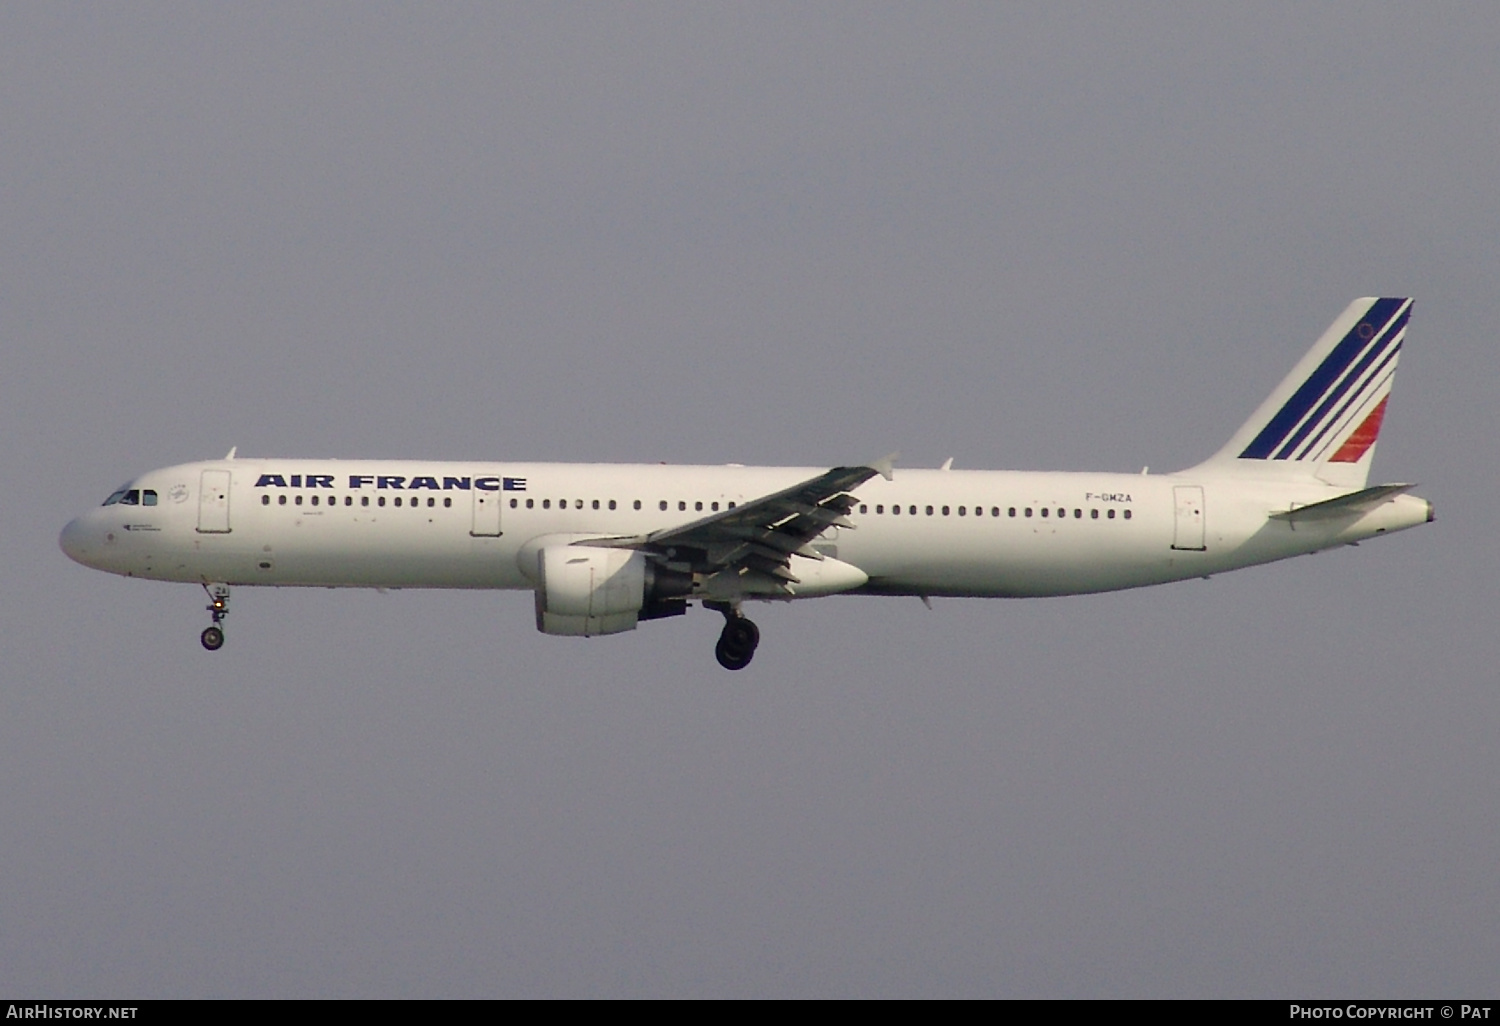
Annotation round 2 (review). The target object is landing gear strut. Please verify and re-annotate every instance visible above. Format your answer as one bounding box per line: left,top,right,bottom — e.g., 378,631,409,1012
708,602,760,671
201,583,229,651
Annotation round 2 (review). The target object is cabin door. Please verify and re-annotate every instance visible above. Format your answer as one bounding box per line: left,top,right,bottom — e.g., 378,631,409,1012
197,470,232,534
1171,485,1205,551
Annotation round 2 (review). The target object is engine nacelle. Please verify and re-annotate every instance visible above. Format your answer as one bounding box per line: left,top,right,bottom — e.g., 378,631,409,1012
535,545,645,636
532,544,692,637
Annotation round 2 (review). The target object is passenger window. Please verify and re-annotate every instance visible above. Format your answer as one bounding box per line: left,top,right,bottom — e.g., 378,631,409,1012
510,498,518,508
393,497,401,507
1091,509,1099,519
280,495,288,506
957,506,965,516
711,502,719,511
295,495,303,506
592,499,600,510
445,497,452,508
378,497,386,507
361,496,369,507
1074,509,1082,519
575,499,583,509
860,504,868,514
262,495,270,506
1025,507,1033,517
526,498,534,509
1107,509,1116,519
941,506,950,516
1124,509,1132,519
1008,507,1016,517
1041,507,1049,518
632,500,641,510
659,500,668,511
728,502,736,509
542,499,551,509
695,501,703,512
892,505,900,515
427,497,435,507
679,501,687,511
609,500,617,510
909,506,917,516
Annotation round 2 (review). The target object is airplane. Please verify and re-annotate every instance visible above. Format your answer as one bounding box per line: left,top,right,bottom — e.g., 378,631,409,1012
60,297,1432,670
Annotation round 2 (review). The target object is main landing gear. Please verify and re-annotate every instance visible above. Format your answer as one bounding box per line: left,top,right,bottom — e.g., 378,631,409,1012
708,601,760,671
201,583,229,651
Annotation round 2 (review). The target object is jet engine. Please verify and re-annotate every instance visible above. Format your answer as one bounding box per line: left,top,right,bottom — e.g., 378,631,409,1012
533,544,690,636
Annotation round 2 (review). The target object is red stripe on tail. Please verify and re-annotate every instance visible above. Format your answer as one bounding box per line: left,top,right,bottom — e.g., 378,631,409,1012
1329,396,1389,463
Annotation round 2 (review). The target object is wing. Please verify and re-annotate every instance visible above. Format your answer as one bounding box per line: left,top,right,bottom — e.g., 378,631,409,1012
587,455,894,596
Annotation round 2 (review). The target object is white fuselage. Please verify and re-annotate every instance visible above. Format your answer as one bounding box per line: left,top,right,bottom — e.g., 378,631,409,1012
59,459,1432,599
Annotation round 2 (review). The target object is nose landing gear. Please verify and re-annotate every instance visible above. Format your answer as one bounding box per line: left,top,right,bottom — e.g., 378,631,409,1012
201,583,230,651
708,602,760,671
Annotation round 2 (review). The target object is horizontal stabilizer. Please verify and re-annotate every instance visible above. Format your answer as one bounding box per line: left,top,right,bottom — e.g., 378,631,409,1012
1269,483,1414,522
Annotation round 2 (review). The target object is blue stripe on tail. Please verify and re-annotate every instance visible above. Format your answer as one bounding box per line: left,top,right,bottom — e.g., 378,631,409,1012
1271,304,1409,460
1239,298,1406,460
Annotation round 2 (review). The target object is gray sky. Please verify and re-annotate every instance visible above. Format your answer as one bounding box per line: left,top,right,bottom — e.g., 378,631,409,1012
4,3,1496,997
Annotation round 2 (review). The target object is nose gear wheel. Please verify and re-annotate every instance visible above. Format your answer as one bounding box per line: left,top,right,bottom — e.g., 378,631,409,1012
200,583,230,651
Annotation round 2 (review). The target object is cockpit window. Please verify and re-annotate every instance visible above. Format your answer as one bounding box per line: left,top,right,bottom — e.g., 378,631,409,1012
102,486,158,507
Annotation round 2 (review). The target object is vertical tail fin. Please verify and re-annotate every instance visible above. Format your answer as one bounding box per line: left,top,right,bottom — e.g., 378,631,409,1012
1191,297,1412,489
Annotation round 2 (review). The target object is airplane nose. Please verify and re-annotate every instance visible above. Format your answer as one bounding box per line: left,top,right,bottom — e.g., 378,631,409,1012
59,517,93,566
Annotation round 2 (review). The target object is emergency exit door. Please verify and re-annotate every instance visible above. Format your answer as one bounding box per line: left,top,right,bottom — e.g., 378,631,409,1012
471,488,503,537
